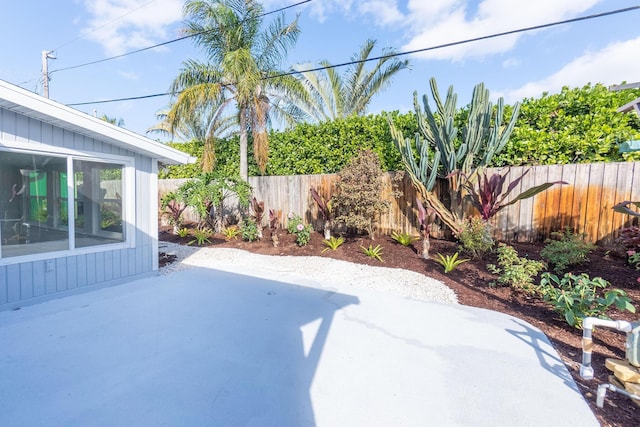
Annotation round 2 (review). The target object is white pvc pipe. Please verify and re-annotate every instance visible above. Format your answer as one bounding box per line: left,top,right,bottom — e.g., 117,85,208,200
580,317,634,380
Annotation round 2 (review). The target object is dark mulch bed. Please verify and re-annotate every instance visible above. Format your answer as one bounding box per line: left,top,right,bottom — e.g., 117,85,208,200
159,225,640,427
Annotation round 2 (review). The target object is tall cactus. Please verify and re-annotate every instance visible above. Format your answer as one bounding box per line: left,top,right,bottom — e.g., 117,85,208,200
388,77,520,234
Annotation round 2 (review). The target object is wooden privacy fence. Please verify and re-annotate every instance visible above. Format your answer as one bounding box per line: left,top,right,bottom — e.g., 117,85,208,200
159,161,640,244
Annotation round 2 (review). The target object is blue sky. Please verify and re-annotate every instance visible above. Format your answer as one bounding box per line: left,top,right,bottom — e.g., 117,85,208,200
1,0,639,137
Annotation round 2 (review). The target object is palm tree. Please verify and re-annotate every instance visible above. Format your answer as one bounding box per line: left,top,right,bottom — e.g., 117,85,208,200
147,100,236,172
287,39,410,123
99,114,125,127
167,0,302,180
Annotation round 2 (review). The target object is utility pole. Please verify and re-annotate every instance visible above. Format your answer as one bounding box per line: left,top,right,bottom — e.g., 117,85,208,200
41,50,56,98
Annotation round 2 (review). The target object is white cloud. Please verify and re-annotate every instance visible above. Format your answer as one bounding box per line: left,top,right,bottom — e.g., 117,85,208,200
80,0,183,55
401,0,602,61
502,36,640,102
357,1,404,26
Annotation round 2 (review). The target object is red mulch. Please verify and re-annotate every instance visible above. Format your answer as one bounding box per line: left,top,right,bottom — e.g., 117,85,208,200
159,226,640,427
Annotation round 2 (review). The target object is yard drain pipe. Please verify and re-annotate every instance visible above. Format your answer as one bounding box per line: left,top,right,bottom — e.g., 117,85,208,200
580,317,633,380
596,383,640,408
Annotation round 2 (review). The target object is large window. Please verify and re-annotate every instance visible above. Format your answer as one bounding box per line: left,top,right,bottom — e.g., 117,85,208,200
0,151,127,259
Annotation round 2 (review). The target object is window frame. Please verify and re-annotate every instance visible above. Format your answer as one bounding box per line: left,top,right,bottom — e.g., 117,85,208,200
0,143,135,265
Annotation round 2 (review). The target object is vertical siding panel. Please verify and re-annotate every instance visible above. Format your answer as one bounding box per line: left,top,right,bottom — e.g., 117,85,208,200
112,249,122,279
0,266,7,305
104,251,114,281
86,253,97,285
15,113,29,142
7,264,20,302
66,257,78,289
56,257,68,292
95,252,105,283
45,261,56,294
120,249,129,278
19,263,33,299
76,255,88,287
32,262,45,297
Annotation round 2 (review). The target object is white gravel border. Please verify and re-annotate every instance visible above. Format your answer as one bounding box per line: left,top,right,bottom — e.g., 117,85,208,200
159,242,458,305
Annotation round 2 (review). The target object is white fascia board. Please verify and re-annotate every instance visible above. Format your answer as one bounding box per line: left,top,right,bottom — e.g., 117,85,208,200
0,80,196,165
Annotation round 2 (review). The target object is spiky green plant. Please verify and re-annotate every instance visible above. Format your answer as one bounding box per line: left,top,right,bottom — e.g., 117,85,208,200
434,252,469,273
321,236,345,253
189,228,212,245
389,77,520,234
360,244,384,262
222,225,241,241
177,227,190,238
390,231,419,247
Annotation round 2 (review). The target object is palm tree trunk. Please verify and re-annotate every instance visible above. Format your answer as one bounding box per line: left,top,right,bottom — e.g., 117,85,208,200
239,108,249,182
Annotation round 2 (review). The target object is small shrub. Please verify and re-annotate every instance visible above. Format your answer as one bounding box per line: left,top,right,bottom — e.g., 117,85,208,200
539,272,636,328
332,149,391,239
540,229,595,273
286,213,304,234
241,218,260,242
391,231,419,247
188,228,212,245
222,225,241,241
434,252,469,273
455,217,494,258
176,227,190,238
295,223,313,246
628,250,640,270
322,236,345,253
487,243,545,292
360,244,384,262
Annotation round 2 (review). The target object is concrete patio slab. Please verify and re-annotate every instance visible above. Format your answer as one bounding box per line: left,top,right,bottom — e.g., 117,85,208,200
0,266,598,426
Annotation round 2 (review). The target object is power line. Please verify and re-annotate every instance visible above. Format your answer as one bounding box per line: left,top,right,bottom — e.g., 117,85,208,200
51,0,313,75
66,4,640,107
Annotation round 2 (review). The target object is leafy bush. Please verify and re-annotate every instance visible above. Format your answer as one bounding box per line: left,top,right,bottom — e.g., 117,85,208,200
539,272,636,328
285,213,312,246
360,244,384,262
434,252,469,273
455,217,494,259
286,213,304,234
322,236,345,253
487,243,545,292
294,223,312,246
332,149,390,239
390,231,419,247
539,229,595,273
241,218,260,242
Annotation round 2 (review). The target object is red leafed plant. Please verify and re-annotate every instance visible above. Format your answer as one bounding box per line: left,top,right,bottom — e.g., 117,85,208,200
463,168,566,221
